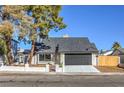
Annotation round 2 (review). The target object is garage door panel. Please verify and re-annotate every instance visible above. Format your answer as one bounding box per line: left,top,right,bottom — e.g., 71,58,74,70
65,54,92,65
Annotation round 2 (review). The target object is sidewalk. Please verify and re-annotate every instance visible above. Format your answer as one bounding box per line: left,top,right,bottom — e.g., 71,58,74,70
1,71,124,76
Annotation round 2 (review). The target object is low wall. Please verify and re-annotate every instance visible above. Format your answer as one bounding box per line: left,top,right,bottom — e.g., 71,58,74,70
0,65,63,72
0,66,46,72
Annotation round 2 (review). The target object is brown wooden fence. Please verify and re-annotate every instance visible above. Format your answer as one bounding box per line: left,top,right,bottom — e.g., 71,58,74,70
97,56,119,66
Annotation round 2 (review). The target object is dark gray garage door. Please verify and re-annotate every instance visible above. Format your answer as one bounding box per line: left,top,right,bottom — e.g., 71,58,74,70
65,53,92,65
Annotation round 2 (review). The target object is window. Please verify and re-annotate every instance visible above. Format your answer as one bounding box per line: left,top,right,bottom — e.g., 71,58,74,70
39,54,44,61
45,54,51,61
39,54,51,61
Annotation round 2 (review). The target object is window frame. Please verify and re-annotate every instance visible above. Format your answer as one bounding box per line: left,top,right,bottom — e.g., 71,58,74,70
39,54,51,61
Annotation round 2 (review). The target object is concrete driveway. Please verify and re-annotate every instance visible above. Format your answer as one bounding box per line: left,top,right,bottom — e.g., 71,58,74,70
65,65,100,72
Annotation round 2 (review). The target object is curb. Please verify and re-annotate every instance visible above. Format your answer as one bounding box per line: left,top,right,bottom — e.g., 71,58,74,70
0,71,124,76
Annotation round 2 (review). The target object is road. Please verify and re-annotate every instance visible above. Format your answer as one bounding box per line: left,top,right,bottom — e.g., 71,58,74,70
0,74,124,87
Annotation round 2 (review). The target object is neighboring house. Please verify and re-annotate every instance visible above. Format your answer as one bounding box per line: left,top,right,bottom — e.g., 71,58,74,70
15,48,30,64
100,50,113,56
31,37,98,67
111,48,124,64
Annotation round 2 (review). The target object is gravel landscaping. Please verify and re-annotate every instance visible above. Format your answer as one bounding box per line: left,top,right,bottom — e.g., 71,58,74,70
95,66,124,72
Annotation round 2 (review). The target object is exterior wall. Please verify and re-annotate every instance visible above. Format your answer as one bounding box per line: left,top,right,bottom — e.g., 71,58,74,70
37,54,39,64
120,55,124,64
32,56,35,64
32,55,37,64
60,53,65,64
53,53,60,64
92,53,97,66
60,53,65,72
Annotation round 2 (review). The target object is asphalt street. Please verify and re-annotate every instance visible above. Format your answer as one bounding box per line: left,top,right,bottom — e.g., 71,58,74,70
0,73,124,87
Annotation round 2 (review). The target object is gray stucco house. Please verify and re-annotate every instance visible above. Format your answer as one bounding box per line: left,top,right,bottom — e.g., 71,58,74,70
31,37,98,68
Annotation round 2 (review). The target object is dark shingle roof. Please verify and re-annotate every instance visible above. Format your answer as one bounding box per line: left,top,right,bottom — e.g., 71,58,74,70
38,37,98,54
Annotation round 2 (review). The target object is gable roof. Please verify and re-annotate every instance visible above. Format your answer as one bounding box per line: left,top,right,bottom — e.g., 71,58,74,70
111,48,124,55
38,37,98,54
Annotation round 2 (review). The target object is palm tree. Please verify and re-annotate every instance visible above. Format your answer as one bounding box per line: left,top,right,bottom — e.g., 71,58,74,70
112,42,121,50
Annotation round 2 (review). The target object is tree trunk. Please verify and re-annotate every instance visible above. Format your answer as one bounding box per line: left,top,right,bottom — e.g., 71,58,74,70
5,39,14,65
28,40,35,65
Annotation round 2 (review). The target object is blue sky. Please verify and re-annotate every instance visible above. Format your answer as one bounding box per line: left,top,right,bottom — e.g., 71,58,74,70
19,5,124,50
49,5,124,50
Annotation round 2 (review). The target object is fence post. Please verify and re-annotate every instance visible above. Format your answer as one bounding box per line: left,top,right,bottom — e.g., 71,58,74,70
96,56,99,66
118,56,120,64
